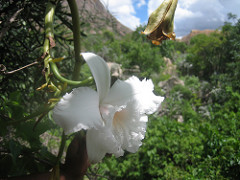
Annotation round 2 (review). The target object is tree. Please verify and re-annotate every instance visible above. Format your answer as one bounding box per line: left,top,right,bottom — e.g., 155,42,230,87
186,32,223,80
1,0,90,179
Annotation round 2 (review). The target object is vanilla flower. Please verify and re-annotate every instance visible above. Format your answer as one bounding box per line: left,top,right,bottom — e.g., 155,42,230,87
53,53,164,163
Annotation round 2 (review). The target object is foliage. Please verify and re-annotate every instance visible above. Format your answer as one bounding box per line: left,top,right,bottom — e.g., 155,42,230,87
0,0,78,178
0,91,58,177
85,17,240,179
186,32,224,80
185,15,240,91
91,74,240,180
82,27,165,78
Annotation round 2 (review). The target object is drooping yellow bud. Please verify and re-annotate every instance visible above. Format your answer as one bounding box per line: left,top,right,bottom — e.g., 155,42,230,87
52,57,65,63
36,83,48,91
142,0,178,45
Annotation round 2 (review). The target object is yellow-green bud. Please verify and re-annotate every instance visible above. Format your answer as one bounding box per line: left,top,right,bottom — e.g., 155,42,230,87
142,0,178,45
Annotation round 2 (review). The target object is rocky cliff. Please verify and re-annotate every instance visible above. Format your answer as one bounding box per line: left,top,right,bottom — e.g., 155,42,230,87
180,29,217,43
62,0,132,36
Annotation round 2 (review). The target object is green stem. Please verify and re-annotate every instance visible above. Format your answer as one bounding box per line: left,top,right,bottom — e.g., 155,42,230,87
44,2,55,43
50,61,93,86
55,131,67,164
67,0,83,81
44,1,56,83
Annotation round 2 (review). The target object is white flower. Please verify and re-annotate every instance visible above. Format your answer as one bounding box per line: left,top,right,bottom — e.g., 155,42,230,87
53,53,164,163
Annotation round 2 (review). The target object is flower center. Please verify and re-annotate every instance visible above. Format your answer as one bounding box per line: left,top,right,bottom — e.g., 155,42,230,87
113,109,127,127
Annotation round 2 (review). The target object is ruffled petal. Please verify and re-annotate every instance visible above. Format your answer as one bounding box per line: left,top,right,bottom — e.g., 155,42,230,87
86,127,124,163
103,76,164,114
53,87,104,134
125,76,164,114
82,53,111,103
111,100,148,153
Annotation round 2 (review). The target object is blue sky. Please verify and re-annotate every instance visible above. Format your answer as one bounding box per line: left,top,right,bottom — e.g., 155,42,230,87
100,0,240,37
133,1,148,24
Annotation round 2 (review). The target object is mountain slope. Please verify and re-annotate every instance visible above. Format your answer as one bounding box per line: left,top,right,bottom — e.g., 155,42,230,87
180,29,216,43
62,0,132,36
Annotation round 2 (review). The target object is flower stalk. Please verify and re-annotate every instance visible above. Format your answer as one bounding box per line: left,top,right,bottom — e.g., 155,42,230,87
50,61,93,86
67,0,84,81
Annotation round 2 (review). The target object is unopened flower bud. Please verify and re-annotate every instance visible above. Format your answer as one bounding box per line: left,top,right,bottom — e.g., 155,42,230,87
142,0,178,45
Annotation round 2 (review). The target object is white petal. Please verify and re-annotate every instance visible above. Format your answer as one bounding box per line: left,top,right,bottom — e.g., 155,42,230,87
103,76,164,114
53,87,103,134
126,76,164,114
86,127,124,163
81,53,111,103
112,100,148,153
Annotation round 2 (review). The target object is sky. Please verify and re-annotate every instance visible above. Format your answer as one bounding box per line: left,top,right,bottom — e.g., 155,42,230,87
99,0,240,37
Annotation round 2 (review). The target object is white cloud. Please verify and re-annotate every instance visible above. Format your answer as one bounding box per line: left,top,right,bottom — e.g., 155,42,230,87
174,0,226,36
99,0,240,35
178,0,198,9
219,0,240,17
175,8,202,20
136,0,146,8
100,0,141,30
148,0,163,15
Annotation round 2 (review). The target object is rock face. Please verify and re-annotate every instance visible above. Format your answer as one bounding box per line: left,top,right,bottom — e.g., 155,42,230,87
62,0,132,36
180,29,216,43
158,57,186,122
107,62,141,82
162,57,177,76
107,62,123,78
123,65,140,79
158,57,184,93
158,76,185,93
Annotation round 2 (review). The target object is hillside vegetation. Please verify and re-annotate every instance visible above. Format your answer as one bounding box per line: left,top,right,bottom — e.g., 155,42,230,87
82,17,240,180
0,0,240,179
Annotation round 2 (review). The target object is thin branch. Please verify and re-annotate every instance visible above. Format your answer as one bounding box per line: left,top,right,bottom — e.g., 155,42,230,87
33,111,48,131
55,131,67,164
1,61,39,75
0,8,23,41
